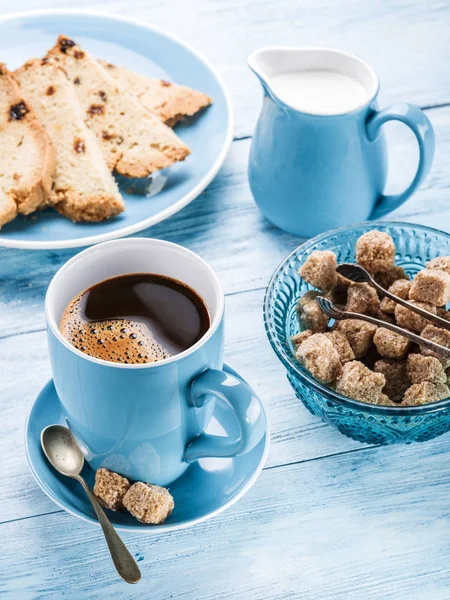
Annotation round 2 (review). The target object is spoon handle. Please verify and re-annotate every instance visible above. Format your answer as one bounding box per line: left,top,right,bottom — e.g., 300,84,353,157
75,475,141,584
370,278,450,332
341,310,450,359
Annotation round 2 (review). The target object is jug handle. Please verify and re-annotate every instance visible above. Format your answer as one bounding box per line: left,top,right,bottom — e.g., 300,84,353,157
366,103,435,219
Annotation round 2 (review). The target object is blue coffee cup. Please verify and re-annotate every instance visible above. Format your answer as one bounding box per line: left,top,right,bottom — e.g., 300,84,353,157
45,238,266,486
248,47,435,237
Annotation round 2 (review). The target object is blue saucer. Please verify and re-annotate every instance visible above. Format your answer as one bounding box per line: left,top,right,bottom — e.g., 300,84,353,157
0,10,233,249
25,364,269,533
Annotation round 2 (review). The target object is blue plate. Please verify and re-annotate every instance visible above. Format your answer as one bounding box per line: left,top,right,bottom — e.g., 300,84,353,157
25,364,269,533
0,10,233,249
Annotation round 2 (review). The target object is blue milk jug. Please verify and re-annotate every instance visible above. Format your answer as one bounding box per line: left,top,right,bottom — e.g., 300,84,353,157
248,47,435,237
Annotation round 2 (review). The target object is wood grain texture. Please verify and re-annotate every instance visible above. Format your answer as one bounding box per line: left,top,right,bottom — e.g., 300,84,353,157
1,1,450,598
3,0,450,136
2,105,450,339
3,442,450,599
0,289,368,525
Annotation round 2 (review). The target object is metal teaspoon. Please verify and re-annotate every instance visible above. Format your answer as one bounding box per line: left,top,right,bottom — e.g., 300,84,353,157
41,424,141,585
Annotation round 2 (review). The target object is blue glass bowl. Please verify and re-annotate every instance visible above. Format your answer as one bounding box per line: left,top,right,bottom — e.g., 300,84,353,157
264,222,450,445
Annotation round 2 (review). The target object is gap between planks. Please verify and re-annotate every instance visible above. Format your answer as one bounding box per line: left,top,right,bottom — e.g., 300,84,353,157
8,90,450,346
0,100,446,526
232,101,450,141
0,444,377,528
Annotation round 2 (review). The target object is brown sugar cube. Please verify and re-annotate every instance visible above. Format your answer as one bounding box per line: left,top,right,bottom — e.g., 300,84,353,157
420,324,450,367
291,329,313,351
409,269,450,306
377,393,399,407
427,256,450,275
437,307,450,321
296,291,329,332
295,333,342,384
406,354,446,384
421,324,450,349
335,360,385,404
335,319,377,358
94,468,131,511
374,265,409,290
122,482,174,524
345,283,379,316
403,382,450,406
324,331,355,363
379,279,412,314
394,301,436,333
373,327,410,359
375,309,395,325
355,230,396,273
374,359,409,403
298,250,337,292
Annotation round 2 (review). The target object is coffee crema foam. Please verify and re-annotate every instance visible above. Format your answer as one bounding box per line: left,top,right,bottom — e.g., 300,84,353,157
60,295,170,364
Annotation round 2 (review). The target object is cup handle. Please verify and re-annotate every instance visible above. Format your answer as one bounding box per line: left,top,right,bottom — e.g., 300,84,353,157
183,368,267,463
366,103,435,219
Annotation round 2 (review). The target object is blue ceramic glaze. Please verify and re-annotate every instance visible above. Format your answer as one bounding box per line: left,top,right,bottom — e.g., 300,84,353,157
248,48,435,237
45,238,266,486
25,368,269,532
264,222,450,445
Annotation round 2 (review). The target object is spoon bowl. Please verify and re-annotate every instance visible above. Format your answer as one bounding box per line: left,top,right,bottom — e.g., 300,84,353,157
336,262,372,283
41,425,84,477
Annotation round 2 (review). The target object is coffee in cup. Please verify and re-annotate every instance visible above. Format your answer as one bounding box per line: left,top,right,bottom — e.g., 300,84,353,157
60,273,210,364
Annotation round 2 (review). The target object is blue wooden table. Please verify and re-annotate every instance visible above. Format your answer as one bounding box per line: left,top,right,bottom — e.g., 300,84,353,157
2,1,450,598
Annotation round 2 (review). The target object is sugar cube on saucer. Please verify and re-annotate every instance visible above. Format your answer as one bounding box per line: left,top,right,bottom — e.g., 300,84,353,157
123,482,174,524
94,467,131,511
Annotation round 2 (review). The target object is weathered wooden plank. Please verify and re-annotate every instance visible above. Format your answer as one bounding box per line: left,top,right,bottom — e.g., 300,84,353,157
3,0,450,136
1,104,450,339
0,286,370,524
0,136,295,337
1,3,450,597
3,441,450,599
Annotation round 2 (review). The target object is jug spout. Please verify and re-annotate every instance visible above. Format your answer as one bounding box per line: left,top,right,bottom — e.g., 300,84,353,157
248,47,380,113
248,47,282,93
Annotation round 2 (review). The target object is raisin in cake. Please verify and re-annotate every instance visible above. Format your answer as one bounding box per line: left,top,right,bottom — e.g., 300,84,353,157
0,63,55,222
47,36,190,178
14,59,124,222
